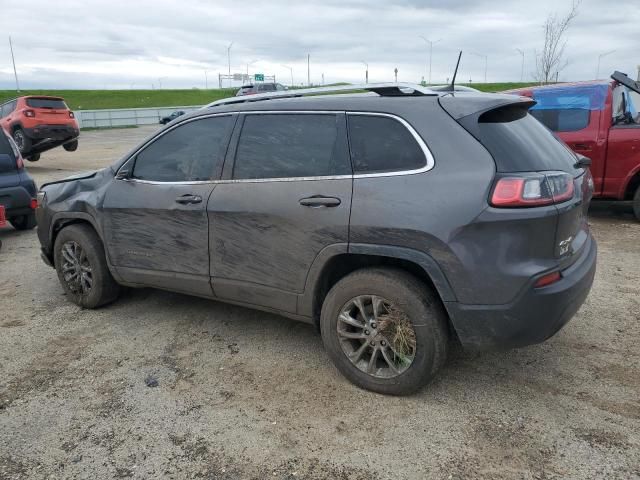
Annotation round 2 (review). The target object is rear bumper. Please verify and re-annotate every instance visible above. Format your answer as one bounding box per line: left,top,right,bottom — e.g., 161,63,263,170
0,184,35,218
446,234,597,350
24,124,79,141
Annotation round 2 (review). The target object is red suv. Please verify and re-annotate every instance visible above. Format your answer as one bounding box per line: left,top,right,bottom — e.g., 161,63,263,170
0,96,79,162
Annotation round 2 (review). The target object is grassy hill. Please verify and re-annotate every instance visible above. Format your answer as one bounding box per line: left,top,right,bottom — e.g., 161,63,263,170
0,83,538,110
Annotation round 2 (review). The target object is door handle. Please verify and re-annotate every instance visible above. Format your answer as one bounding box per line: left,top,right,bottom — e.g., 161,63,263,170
175,194,202,204
573,143,592,151
299,196,341,207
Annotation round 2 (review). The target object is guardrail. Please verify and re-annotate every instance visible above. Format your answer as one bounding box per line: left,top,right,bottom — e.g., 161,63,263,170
75,105,205,129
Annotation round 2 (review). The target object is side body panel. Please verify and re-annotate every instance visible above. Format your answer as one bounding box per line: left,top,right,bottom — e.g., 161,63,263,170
102,179,216,297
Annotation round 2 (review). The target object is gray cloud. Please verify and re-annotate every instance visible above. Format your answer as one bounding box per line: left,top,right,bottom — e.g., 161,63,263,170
0,0,638,89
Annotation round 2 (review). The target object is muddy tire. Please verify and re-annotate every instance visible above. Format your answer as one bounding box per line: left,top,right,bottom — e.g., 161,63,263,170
9,213,37,230
54,224,120,308
320,268,449,395
633,186,640,221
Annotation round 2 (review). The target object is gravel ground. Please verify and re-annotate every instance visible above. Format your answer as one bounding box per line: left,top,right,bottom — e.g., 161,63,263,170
1,126,639,480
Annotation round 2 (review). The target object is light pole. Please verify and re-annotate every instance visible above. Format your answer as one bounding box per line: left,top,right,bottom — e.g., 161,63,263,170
472,52,488,83
515,48,525,82
8,36,20,92
419,36,441,86
246,60,257,83
307,54,311,87
227,42,234,86
204,70,208,89
362,61,369,84
158,77,167,89
281,65,294,86
596,50,616,80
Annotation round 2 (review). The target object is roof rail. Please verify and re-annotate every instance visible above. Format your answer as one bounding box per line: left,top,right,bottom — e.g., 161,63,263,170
205,82,437,108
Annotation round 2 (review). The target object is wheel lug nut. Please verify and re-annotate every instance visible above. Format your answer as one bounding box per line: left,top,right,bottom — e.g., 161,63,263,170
371,322,377,329
381,340,386,346
370,341,375,346
364,330,370,335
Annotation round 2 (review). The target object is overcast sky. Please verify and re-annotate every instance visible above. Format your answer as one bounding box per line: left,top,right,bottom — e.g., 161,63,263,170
0,0,638,90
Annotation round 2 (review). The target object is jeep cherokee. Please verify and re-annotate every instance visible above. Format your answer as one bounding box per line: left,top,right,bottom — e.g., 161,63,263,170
35,84,597,395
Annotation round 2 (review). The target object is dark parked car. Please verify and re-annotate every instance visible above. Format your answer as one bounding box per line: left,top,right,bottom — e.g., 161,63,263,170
236,83,287,96
35,84,596,395
0,130,37,230
159,110,185,125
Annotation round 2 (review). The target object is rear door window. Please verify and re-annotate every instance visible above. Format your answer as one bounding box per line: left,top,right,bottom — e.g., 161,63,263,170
26,98,67,109
530,108,590,132
347,115,426,174
233,113,349,179
132,116,233,182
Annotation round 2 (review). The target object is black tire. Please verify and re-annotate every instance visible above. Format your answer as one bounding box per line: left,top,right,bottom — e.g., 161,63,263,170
320,268,449,395
63,140,78,152
9,213,37,230
633,186,640,221
53,224,120,308
12,128,31,154
26,153,40,162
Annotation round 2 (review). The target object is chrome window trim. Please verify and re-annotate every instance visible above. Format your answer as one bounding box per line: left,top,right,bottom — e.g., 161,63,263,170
116,110,434,185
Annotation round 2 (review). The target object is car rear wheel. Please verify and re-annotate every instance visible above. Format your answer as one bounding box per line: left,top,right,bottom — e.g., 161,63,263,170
63,140,78,152
26,153,40,162
9,213,37,230
633,186,640,221
320,268,449,395
54,224,120,308
12,128,31,153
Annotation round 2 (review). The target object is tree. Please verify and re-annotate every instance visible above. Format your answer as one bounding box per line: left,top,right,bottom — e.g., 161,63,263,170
535,1,580,84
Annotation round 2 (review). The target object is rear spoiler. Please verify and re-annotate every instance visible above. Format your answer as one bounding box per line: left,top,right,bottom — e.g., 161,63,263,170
439,93,536,143
438,93,535,120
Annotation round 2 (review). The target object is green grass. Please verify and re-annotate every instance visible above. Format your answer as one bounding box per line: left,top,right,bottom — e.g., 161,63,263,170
461,82,539,92
0,82,539,111
0,89,237,110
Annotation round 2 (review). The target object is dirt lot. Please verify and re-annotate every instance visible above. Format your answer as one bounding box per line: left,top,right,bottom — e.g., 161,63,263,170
1,126,639,479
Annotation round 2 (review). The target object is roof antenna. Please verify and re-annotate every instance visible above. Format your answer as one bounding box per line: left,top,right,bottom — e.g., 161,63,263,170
446,51,462,92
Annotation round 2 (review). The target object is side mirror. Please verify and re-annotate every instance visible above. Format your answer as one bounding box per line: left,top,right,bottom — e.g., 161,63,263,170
0,153,16,172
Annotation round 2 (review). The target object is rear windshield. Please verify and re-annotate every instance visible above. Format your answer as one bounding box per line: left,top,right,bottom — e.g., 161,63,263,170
476,105,577,173
26,98,67,109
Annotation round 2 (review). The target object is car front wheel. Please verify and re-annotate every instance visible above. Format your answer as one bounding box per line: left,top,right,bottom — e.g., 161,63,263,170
54,224,120,308
320,268,449,395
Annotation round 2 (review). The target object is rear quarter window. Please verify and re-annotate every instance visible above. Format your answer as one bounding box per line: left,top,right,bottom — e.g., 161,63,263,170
347,115,426,174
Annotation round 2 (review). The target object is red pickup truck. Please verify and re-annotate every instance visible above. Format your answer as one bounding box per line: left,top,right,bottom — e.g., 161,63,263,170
505,72,640,220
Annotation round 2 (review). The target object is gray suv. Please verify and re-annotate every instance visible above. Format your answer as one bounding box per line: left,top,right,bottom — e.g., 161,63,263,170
35,84,597,395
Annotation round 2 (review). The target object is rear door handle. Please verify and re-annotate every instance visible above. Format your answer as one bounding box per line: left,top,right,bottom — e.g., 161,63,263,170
175,194,202,204
573,143,592,151
299,196,341,208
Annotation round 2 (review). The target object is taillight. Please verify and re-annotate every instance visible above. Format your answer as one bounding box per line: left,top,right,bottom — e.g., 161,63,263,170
24,109,35,117
29,198,38,210
69,111,75,118
490,172,574,208
16,155,23,169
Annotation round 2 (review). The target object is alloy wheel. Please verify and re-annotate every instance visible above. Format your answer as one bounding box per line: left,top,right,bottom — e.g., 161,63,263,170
337,295,417,378
60,241,93,295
